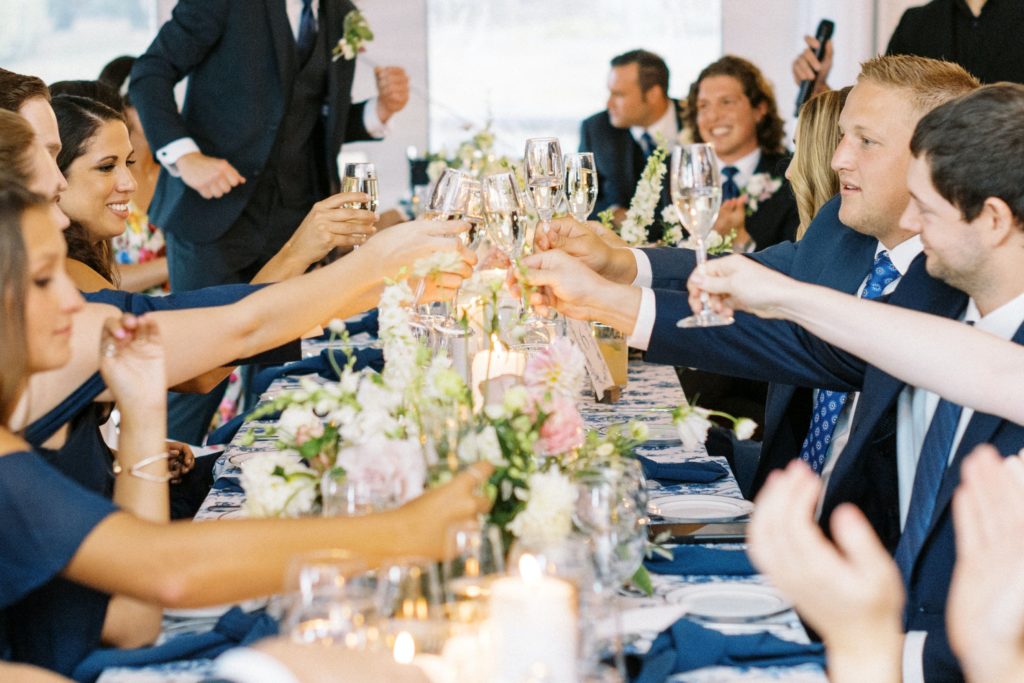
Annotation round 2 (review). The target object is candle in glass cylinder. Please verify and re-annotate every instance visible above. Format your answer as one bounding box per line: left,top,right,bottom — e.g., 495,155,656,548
487,554,578,683
470,334,526,408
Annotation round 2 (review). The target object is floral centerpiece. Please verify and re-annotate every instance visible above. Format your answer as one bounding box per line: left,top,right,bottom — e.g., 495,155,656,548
424,124,521,183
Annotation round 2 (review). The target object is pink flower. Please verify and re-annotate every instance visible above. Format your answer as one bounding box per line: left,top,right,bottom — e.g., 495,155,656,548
524,337,585,401
536,395,584,456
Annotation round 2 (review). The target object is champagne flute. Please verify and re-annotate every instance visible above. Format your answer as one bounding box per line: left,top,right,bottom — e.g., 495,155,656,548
443,520,505,622
281,550,376,647
341,162,378,249
481,171,527,259
564,152,599,222
435,174,479,335
524,137,565,233
670,143,732,328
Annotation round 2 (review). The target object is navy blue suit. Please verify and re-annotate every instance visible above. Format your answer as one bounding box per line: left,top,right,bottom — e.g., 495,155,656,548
578,100,686,222
640,198,1024,679
642,197,877,495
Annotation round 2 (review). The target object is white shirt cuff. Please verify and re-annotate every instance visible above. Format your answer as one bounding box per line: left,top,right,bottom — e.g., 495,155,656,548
630,248,652,287
155,138,201,177
901,631,927,683
362,97,388,139
216,647,301,683
627,287,656,351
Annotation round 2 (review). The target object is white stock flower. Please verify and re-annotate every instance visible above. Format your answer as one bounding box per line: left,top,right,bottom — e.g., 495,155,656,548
734,418,758,441
674,406,714,449
508,469,577,545
239,452,318,518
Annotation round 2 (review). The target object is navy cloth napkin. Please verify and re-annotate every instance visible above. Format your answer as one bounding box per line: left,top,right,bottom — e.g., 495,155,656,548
638,456,728,483
72,607,278,683
314,309,379,339
634,617,824,683
207,347,384,445
644,546,756,576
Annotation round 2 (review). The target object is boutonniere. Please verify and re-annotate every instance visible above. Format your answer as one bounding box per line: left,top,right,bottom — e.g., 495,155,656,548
742,172,783,215
332,9,374,61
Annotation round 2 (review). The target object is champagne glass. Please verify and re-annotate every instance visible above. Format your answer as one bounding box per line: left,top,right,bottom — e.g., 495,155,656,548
670,144,732,328
341,162,378,249
564,152,599,222
524,137,565,233
425,168,465,220
482,171,527,259
443,520,505,622
281,550,376,647
435,174,481,336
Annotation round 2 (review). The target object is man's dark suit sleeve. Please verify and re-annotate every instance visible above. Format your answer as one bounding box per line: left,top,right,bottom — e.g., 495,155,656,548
343,100,372,144
129,0,230,150
644,288,864,392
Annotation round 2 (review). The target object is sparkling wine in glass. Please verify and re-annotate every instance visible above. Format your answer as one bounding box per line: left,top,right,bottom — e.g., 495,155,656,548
482,171,527,259
564,152,598,222
670,143,732,328
341,162,379,212
435,174,482,335
524,137,565,232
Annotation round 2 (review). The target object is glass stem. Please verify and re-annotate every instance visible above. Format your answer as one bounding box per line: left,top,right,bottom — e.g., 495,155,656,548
694,238,713,316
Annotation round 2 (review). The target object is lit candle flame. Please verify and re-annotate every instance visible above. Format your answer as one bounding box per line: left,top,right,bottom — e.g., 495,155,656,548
393,630,415,664
518,553,542,582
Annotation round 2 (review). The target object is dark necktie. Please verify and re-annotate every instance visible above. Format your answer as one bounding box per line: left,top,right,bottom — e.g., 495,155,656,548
296,0,317,65
721,166,740,200
893,321,974,581
640,131,655,161
798,251,901,473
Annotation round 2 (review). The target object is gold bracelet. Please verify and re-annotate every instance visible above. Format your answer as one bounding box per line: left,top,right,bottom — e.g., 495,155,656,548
112,451,173,483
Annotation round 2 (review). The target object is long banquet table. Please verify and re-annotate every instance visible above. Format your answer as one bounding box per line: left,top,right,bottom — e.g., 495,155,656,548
99,359,826,683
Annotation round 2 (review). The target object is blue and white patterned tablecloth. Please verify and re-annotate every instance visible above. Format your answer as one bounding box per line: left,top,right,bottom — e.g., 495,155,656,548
100,360,825,683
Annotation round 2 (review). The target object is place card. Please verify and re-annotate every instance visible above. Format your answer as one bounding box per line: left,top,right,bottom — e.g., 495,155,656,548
564,318,618,402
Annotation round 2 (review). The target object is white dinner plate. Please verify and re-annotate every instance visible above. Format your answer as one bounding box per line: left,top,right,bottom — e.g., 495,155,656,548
665,583,791,622
647,494,753,522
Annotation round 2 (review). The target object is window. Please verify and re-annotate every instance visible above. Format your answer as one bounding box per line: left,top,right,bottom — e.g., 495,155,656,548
1,0,158,84
426,0,721,155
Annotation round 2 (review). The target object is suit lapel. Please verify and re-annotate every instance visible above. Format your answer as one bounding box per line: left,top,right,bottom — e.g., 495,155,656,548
265,0,296,91
828,261,968,495
922,320,1024,544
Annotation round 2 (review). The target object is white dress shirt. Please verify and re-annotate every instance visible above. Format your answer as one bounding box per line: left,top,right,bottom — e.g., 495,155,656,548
629,100,680,151
715,147,761,195
155,0,386,174
899,289,1024,682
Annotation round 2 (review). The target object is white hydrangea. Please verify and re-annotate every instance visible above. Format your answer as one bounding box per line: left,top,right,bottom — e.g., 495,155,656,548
508,469,577,545
239,452,318,518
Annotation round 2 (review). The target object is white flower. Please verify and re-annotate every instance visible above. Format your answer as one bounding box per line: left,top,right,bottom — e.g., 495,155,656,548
333,38,356,61
629,421,650,442
426,159,448,183
336,436,425,505
617,147,667,246
413,251,464,278
502,385,530,413
240,452,318,518
523,337,586,402
674,406,714,449
327,318,347,335
508,469,577,545
457,425,505,465
277,405,324,445
734,418,758,441
595,442,614,458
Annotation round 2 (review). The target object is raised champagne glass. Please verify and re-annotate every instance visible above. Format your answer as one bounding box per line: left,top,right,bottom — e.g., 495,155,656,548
341,162,378,249
524,137,565,233
670,143,732,328
564,152,598,222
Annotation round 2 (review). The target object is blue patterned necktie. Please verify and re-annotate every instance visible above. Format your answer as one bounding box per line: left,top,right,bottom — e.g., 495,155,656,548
798,251,901,473
893,320,973,581
721,166,740,200
296,0,318,65
640,131,655,161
